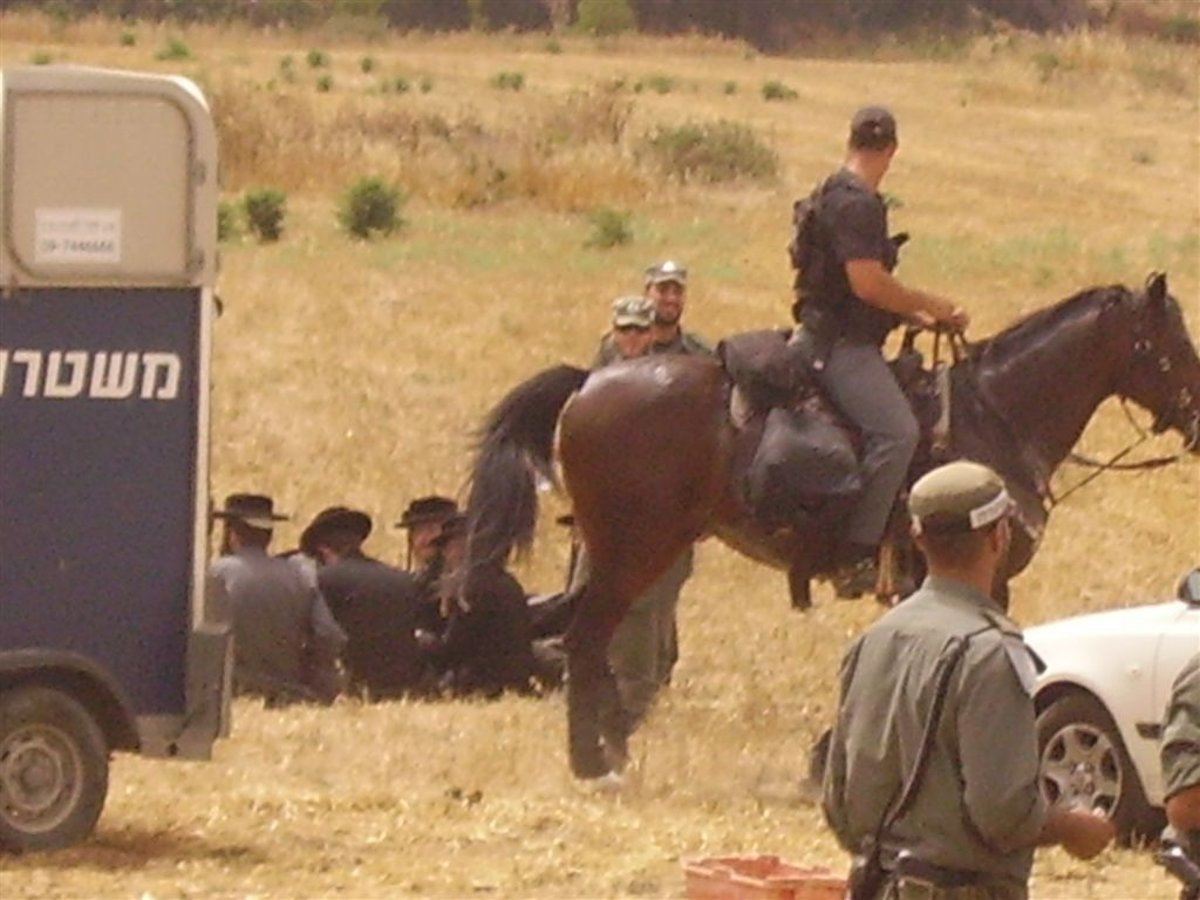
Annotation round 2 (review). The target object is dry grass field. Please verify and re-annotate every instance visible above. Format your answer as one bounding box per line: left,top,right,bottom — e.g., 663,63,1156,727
1,9,1198,899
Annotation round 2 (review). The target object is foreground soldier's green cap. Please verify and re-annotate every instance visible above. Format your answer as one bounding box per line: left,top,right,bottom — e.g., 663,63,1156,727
909,460,1013,535
611,295,655,328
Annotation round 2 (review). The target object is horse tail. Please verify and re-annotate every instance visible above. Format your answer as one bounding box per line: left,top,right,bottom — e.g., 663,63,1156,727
465,364,589,570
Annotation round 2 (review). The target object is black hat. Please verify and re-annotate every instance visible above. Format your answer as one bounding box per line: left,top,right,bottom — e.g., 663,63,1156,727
430,513,468,548
849,105,897,150
300,506,373,555
212,493,289,529
396,495,459,529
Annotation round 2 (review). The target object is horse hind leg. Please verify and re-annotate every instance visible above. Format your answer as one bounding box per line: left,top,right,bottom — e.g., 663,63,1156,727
563,540,692,781
564,576,625,780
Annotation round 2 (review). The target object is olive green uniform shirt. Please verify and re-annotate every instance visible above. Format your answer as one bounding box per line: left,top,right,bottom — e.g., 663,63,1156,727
592,328,713,368
822,576,1047,887
1163,652,1200,801
1162,651,1200,857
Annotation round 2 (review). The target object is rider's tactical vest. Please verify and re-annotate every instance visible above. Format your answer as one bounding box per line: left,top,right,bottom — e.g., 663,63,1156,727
789,172,902,348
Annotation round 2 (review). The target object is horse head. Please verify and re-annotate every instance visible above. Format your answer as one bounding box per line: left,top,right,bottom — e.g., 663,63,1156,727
1114,273,1200,452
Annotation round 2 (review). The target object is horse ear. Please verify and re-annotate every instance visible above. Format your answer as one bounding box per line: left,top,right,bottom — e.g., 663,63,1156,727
1145,272,1168,306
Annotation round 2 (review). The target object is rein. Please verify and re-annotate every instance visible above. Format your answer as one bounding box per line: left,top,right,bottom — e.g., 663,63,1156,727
1058,398,1186,501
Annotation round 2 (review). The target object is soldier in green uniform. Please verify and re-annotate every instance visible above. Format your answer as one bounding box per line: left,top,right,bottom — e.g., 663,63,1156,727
593,260,712,366
1162,649,1200,875
822,461,1114,899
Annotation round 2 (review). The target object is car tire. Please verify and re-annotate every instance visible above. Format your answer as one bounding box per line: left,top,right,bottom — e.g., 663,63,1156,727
0,686,110,853
1035,691,1161,843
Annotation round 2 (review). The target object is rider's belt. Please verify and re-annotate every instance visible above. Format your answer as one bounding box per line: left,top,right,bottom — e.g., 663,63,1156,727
892,853,987,889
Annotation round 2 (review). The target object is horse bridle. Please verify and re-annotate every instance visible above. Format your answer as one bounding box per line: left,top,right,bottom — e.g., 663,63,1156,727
1127,328,1200,442
931,318,1196,511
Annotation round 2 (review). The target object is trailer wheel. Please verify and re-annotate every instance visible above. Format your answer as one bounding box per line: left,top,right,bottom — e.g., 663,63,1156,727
0,686,109,852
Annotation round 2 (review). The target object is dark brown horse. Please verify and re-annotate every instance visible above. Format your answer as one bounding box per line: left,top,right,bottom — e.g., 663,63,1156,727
463,274,1200,780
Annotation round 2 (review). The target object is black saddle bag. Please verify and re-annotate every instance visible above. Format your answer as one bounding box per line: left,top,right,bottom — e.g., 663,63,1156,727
744,404,861,527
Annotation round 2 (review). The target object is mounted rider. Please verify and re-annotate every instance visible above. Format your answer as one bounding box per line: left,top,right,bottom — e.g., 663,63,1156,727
791,105,970,598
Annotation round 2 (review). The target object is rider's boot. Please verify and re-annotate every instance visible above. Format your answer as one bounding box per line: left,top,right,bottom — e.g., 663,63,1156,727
831,543,879,600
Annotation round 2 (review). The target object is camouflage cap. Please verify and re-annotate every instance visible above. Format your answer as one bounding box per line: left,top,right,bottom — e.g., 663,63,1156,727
611,295,655,328
644,259,688,287
909,461,1013,535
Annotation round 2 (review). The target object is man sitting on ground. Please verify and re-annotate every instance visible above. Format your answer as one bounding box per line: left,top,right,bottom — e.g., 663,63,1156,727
210,493,345,707
417,514,537,698
396,494,459,637
301,505,423,701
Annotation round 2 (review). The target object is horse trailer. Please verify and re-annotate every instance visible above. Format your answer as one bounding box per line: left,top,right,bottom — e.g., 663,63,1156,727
0,66,230,851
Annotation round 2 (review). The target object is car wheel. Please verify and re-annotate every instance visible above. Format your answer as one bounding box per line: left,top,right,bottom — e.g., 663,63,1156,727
1035,691,1160,843
0,686,109,853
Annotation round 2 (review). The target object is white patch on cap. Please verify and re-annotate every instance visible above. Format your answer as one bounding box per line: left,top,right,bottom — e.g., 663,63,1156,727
969,488,1013,530
911,487,1014,534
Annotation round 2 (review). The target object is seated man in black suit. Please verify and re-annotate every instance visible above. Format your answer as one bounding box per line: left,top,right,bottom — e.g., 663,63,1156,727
418,514,538,699
301,506,422,701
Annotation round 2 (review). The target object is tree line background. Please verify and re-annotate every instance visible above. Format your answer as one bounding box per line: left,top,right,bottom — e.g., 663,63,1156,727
6,0,1198,51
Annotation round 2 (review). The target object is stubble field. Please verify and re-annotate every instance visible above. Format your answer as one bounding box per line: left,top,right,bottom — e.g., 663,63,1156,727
1,10,1198,899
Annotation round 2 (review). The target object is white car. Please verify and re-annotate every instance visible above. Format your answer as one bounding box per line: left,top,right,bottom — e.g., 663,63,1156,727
1024,568,1200,840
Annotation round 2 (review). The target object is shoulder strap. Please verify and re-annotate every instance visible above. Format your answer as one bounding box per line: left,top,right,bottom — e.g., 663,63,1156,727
876,623,995,838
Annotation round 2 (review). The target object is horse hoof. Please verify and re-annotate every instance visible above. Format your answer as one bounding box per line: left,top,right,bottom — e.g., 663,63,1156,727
577,771,624,795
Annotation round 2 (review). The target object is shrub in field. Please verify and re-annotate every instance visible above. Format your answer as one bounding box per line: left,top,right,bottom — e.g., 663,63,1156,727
584,207,632,248
544,38,563,54
419,76,433,93
338,177,405,240
306,49,329,69
316,74,334,93
761,80,797,101
360,56,376,74
1161,15,1200,44
636,74,675,95
723,80,738,95
156,37,192,61
217,200,240,242
119,30,136,47
242,187,287,242
381,76,411,94
638,120,778,184
31,51,53,65
491,71,525,91
576,0,635,36
1032,50,1062,82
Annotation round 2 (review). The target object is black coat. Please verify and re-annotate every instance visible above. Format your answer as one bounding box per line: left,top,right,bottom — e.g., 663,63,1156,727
431,562,536,697
318,554,421,698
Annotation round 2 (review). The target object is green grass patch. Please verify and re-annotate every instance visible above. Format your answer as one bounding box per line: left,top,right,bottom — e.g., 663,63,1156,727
491,71,526,91
761,80,798,101
155,37,192,61
635,74,676,95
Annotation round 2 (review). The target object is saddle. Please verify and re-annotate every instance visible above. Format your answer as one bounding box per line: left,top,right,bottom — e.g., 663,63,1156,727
718,328,945,598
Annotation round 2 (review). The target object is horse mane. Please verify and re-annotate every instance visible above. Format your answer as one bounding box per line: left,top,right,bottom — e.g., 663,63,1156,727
969,283,1132,363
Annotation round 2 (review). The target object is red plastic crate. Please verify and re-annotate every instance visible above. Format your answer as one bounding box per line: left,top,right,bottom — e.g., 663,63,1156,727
683,855,846,900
